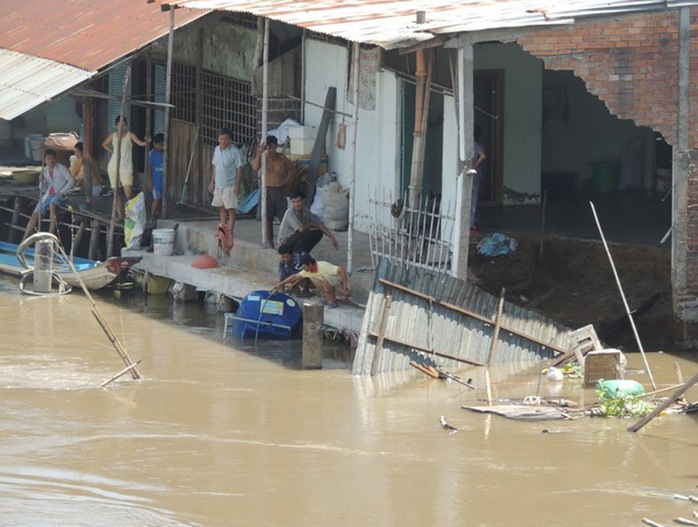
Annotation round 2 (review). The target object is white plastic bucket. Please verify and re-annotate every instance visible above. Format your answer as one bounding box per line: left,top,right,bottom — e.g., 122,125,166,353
25,134,45,162
152,228,175,256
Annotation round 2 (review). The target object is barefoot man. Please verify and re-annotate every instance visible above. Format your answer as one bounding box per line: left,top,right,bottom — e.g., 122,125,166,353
252,135,295,248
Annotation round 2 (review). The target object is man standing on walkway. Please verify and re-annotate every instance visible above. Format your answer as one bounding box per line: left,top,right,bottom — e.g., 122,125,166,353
209,128,242,256
252,135,296,248
277,188,338,254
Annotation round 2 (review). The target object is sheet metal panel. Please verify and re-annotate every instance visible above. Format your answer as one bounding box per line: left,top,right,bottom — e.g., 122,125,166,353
352,258,573,375
0,0,207,120
0,49,93,121
2,0,207,71
168,0,696,49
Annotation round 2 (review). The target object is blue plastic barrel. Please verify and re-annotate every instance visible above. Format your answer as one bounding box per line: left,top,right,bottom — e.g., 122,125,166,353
232,290,303,339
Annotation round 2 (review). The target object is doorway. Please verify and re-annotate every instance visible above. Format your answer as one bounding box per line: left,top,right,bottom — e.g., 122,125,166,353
474,70,504,205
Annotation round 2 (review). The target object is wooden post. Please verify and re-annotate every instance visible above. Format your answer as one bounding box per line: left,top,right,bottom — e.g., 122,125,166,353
88,219,101,261
302,303,324,369
73,218,87,254
487,287,506,366
627,371,698,432
370,289,393,375
9,197,21,243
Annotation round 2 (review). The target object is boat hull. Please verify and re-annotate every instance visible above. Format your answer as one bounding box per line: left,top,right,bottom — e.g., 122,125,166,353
0,241,139,290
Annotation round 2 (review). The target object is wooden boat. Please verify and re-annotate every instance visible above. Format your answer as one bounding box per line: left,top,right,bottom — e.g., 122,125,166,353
0,240,139,290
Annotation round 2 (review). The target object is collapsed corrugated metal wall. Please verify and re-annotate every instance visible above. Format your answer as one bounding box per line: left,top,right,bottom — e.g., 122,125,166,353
352,258,573,375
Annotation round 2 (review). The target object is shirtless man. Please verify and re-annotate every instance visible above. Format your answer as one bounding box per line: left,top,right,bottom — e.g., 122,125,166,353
252,135,295,248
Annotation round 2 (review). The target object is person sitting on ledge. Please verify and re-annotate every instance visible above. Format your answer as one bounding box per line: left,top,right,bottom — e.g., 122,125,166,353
273,252,350,308
22,149,75,241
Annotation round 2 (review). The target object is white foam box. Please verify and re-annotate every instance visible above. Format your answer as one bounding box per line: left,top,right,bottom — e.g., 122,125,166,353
287,125,317,141
288,126,318,155
584,349,622,385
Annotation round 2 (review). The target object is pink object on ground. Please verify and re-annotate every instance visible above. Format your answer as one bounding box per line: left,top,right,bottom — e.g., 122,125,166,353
191,254,218,269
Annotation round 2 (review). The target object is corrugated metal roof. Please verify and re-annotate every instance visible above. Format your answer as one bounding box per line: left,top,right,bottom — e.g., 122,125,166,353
0,0,208,120
167,0,698,49
0,49,93,121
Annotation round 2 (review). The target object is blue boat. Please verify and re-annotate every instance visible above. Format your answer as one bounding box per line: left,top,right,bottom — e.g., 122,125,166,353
230,290,303,339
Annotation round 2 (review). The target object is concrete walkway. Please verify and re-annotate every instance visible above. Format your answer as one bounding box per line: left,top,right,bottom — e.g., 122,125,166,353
130,216,373,334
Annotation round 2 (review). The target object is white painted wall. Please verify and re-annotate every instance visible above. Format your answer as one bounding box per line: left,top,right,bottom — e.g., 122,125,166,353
304,39,400,233
475,43,543,204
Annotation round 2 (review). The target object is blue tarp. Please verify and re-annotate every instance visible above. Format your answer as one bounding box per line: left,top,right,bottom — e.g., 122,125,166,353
236,189,259,214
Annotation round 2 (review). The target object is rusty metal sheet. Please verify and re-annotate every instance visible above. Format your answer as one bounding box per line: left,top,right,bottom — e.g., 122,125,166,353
2,0,207,71
0,0,207,120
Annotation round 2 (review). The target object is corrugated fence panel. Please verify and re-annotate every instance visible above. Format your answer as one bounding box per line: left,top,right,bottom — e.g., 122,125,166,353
352,258,573,375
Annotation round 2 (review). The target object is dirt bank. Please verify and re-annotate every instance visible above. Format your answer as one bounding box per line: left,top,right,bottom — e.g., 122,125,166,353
468,234,673,350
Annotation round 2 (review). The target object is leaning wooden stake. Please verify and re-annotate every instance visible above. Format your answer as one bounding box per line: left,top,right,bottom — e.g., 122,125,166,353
100,360,142,387
589,201,656,390
487,287,506,366
370,289,393,375
628,371,698,432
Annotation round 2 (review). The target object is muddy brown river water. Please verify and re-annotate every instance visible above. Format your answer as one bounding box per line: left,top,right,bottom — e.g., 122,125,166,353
0,278,696,526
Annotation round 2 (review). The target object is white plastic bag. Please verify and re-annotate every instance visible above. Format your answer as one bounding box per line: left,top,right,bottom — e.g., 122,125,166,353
124,192,146,249
322,181,349,230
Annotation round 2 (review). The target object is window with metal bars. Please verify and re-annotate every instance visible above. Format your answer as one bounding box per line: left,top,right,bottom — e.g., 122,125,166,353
169,62,257,146
200,70,257,146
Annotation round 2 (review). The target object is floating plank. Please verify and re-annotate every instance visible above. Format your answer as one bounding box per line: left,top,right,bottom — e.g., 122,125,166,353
462,404,571,421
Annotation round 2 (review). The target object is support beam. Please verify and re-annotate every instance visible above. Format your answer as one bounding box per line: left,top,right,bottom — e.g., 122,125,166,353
452,44,475,280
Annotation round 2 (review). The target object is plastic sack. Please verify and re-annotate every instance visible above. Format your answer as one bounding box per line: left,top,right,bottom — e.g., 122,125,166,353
309,173,335,220
322,181,349,230
124,192,146,249
477,232,518,257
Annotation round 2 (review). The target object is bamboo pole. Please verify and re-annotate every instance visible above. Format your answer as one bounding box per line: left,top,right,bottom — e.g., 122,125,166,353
627,371,698,432
589,201,657,390
260,17,269,246
107,66,131,257
487,287,506,366
348,40,360,274
100,360,142,387
162,7,175,219
23,233,140,379
370,290,392,375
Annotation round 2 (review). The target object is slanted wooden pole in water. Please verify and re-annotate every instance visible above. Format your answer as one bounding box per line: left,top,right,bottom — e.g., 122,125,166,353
590,201,657,390
487,287,506,366
302,303,323,369
628,371,698,432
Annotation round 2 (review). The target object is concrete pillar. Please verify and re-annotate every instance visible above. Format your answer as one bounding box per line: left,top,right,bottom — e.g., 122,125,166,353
302,303,323,369
33,239,53,293
672,8,698,347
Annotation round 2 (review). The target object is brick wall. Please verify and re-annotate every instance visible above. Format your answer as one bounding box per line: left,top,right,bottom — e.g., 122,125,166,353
520,10,698,341
518,11,687,148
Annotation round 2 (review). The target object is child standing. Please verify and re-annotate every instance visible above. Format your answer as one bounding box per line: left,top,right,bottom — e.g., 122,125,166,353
147,133,165,224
